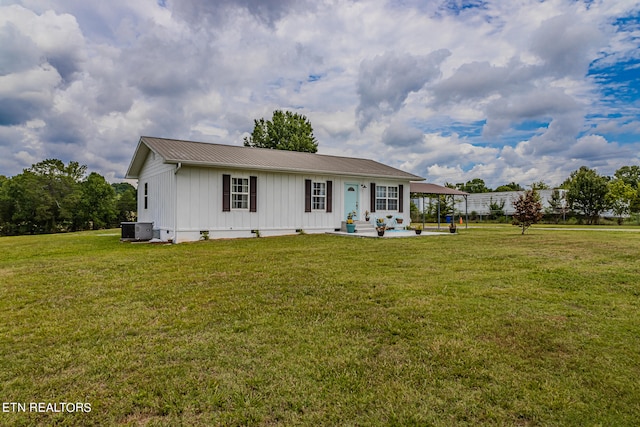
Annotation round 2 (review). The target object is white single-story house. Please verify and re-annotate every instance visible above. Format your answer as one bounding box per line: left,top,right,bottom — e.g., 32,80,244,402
125,136,424,242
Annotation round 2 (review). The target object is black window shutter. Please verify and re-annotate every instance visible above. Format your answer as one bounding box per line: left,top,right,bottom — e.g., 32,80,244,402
222,174,231,212
326,180,332,212
399,184,404,213
250,176,257,212
370,183,376,213
304,179,312,212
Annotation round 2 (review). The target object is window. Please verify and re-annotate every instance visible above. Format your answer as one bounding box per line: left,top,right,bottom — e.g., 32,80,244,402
144,182,148,209
305,179,332,212
387,186,398,210
375,186,386,210
232,177,249,209
312,182,326,210
376,185,398,211
223,175,256,212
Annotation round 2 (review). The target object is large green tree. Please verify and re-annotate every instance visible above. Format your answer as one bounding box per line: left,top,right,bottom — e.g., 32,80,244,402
614,165,640,187
79,172,117,229
0,159,124,235
26,159,87,232
613,165,640,215
606,179,636,225
4,171,55,234
243,110,318,153
562,166,610,224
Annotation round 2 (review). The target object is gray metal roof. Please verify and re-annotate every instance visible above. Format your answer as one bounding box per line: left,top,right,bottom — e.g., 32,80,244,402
410,182,469,196
126,136,424,181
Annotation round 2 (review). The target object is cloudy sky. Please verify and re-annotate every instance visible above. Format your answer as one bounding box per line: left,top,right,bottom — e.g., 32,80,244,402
1,0,639,188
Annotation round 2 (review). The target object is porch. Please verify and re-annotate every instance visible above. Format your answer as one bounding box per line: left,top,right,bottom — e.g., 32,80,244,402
328,221,449,238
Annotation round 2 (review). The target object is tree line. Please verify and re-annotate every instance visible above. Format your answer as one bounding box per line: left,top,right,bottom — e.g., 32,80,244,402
2,157,638,236
0,159,137,236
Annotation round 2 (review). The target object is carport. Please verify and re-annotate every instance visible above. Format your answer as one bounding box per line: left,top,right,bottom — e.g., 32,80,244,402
410,182,469,230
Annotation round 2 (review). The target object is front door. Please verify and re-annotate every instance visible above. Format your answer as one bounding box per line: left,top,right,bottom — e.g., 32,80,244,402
344,183,359,220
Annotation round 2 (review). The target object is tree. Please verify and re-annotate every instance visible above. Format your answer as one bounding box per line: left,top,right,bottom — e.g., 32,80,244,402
5,171,53,234
495,181,524,192
606,179,636,225
79,172,117,229
512,189,543,234
562,166,610,224
0,175,13,234
545,189,567,224
614,166,640,215
614,165,640,187
456,178,491,193
531,181,550,190
244,110,318,153
111,182,137,222
112,182,136,196
0,159,129,235
487,196,506,220
24,159,87,232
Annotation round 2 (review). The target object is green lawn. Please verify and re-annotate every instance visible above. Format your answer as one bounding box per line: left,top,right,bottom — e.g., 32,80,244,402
1,228,639,426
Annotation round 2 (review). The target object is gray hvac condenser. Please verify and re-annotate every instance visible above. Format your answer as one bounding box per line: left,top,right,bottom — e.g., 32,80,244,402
121,222,153,241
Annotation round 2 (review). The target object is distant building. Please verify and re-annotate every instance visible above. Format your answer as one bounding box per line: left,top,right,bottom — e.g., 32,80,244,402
453,189,567,217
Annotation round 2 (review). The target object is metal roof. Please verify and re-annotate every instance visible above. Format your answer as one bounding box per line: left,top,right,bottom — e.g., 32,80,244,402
410,182,469,196
126,136,425,181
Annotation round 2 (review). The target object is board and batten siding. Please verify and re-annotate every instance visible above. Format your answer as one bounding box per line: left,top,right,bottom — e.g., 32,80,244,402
136,151,176,238
173,166,366,240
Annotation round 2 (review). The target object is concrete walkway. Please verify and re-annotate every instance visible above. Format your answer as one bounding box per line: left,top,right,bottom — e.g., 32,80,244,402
327,229,448,238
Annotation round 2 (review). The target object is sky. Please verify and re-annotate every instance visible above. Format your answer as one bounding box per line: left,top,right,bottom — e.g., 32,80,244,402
1,0,639,188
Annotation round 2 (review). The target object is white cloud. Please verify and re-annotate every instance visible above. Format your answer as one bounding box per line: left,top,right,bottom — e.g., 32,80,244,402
356,50,450,129
0,0,638,188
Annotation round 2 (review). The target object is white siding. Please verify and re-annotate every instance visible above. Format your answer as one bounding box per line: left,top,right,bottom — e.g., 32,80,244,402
133,162,415,242
137,151,176,238
175,168,339,236
368,181,411,224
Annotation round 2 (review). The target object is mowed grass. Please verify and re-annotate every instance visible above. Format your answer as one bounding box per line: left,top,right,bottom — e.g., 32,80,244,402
1,227,639,426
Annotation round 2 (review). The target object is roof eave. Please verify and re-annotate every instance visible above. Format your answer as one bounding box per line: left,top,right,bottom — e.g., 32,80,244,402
164,159,423,181
125,138,151,179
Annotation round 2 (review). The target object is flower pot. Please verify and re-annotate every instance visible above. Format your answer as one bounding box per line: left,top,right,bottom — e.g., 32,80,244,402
449,227,456,233
346,223,356,233
415,229,422,235
396,218,403,224
377,229,385,237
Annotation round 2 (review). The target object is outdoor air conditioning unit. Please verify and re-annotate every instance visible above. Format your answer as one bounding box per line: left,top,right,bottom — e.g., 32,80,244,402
134,222,153,241
121,222,153,241
121,222,136,239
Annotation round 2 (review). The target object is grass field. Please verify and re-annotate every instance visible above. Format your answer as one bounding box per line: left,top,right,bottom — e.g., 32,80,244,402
1,227,639,426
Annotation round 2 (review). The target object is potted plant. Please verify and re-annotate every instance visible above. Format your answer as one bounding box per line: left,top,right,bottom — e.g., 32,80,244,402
365,210,370,222
375,218,386,237
449,221,457,233
346,211,356,233
414,224,422,235
396,216,404,225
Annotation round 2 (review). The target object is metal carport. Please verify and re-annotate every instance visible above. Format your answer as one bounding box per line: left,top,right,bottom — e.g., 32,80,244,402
410,182,470,230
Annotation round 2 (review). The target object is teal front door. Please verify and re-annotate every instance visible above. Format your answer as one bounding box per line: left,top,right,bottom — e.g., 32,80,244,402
344,183,359,220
